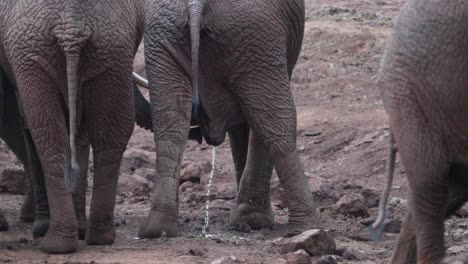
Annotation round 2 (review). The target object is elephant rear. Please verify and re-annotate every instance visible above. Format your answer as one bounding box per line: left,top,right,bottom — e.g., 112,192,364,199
0,0,144,254
377,0,468,263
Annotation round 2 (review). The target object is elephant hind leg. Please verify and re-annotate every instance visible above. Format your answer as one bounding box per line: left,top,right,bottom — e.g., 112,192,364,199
83,71,134,246
228,124,250,188
390,175,468,264
73,127,90,241
230,129,275,231
16,74,78,254
234,68,316,230
392,125,452,263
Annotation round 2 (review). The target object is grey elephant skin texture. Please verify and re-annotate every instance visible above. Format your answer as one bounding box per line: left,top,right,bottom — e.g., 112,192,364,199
0,0,144,254
377,0,468,263
139,0,316,239
0,71,51,236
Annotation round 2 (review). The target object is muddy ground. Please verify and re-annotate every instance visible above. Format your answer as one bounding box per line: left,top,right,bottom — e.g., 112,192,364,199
1,0,467,263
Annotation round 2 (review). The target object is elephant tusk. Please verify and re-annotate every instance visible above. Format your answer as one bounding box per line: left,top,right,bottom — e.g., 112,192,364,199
133,72,149,89
190,125,200,129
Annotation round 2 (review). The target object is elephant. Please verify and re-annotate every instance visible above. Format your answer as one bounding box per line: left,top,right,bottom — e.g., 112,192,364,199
0,0,144,254
139,0,316,239
0,68,50,235
372,0,468,263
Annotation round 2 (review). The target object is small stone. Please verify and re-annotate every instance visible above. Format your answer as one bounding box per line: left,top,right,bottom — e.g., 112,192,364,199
388,197,407,208
443,254,468,264
210,256,240,264
342,250,358,260
359,188,380,208
333,193,369,218
315,255,341,264
123,148,156,169
189,248,205,257
283,249,311,264
280,229,336,256
118,173,152,195
180,163,202,184
180,181,194,193
447,245,468,256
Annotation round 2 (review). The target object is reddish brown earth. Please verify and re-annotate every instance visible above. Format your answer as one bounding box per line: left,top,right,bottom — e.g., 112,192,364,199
1,0,467,263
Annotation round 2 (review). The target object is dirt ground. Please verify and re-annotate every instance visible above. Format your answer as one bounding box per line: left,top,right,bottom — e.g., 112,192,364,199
1,0,467,263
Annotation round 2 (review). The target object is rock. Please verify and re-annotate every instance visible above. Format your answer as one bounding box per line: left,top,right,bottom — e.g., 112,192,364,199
188,248,205,257
180,181,194,193
315,255,342,264
360,217,401,233
443,255,468,264
180,163,202,184
210,256,240,264
133,167,155,182
335,247,358,260
0,167,28,195
447,245,468,256
123,148,156,169
283,249,311,264
333,193,369,218
280,229,336,256
388,197,407,208
118,173,153,196
359,188,380,208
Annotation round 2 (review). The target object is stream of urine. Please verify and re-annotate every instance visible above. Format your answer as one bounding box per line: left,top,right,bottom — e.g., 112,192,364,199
201,146,217,237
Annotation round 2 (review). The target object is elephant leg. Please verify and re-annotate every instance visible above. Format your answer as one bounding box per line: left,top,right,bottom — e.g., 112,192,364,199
392,129,450,264
23,127,51,239
235,69,316,230
16,76,78,254
0,87,37,223
389,209,417,264
84,72,134,246
74,128,89,240
138,39,192,239
228,124,250,188
20,170,36,222
390,181,468,264
229,130,274,230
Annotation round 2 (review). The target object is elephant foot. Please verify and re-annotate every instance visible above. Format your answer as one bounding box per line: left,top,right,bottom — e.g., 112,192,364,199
229,203,274,231
32,218,49,238
138,211,178,239
86,226,115,245
39,229,78,254
0,212,8,231
20,195,35,222
287,208,318,231
78,219,87,241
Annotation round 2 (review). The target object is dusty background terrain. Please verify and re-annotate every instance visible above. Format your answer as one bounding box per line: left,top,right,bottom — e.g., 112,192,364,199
1,0,467,263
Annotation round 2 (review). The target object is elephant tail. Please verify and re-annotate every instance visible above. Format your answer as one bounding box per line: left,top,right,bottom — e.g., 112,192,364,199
188,0,205,120
64,52,81,192
370,134,397,242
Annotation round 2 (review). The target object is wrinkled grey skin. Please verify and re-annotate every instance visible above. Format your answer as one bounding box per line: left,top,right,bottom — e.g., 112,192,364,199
0,0,144,254
139,0,316,239
0,64,155,239
0,73,51,235
378,0,468,263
